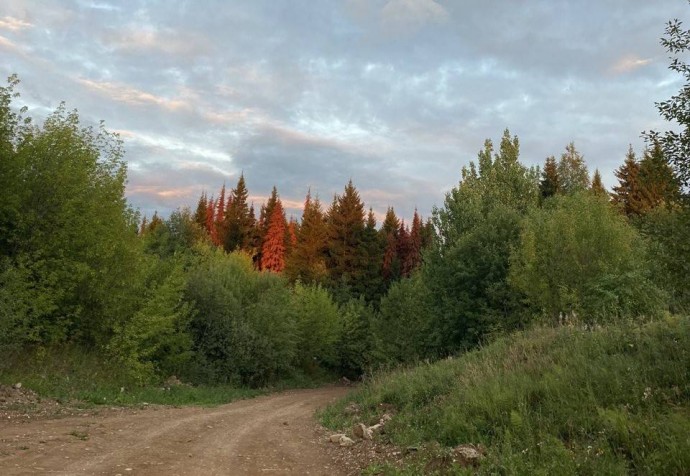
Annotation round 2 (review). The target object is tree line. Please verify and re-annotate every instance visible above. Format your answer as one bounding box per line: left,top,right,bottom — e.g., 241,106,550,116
142,178,433,306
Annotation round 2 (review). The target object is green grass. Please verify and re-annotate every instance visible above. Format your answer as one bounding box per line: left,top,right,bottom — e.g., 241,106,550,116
321,315,690,475
0,346,262,407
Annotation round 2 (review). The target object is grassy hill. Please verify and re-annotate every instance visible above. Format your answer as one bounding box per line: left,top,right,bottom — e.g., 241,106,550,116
322,316,690,474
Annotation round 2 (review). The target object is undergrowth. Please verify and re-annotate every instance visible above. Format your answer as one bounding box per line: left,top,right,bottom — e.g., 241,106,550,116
321,315,690,475
0,346,264,407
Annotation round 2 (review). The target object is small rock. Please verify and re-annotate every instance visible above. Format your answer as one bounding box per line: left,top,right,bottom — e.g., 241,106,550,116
453,444,485,467
343,402,361,416
339,435,355,447
353,423,366,439
13,383,21,390
368,423,384,435
329,434,346,443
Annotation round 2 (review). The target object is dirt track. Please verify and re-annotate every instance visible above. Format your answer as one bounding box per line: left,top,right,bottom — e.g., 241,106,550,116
0,386,350,475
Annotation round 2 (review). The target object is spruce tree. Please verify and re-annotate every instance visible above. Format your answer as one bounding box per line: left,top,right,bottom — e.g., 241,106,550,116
261,199,286,272
224,174,254,253
326,180,367,295
540,156,560,199
557,142,589,194
612,146,645,217
285,191,328,283
361,208,384,303
194,192,208,229
639,143,680,210
590,169,608,197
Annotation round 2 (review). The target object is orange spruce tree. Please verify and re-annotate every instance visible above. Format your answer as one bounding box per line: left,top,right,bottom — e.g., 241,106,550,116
261,199,286,272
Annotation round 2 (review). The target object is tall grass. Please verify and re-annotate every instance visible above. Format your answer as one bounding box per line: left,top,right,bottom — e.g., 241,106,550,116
322,316,690,474
0,346,261,407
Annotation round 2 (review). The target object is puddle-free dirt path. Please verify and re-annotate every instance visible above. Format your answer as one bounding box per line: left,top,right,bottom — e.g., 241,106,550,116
0,386,349,475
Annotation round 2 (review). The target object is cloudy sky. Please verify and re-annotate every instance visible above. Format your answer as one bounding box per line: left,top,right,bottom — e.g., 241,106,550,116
1,0,687,222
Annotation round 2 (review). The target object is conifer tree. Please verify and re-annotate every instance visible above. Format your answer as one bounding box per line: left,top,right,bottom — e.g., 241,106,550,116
405,209,423,273
590,169,608,197
360,208,385,302
215,184,227,246
421,217,434,250
205,196,217,244
612,146,645,217
224,174,254,253
261,199,286,272
139,215,148,236
285,191,328,283
148,211,163,233
326,180,367,293
256,186,282,266
540,156,560,199
557,142,589,194
639,143,680,210
194,192,208,229
397,221,413,277
382,231,399,282
380,207,400,238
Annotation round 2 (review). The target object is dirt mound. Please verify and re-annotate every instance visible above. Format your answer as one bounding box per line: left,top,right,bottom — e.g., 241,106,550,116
0,384,65,420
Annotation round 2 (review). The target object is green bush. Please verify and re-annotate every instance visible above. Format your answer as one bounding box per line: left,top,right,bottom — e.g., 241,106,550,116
509,192,666,323
184,247,298,386
291,282,341,371
374,273,434,364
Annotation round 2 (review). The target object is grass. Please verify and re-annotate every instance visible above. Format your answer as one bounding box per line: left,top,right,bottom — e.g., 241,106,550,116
321,315,690,475
0,346,262,407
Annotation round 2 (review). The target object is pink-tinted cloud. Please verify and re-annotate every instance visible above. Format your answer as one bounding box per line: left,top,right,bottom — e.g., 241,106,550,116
76,78,192,111
0,15,32,31
609,54,653,75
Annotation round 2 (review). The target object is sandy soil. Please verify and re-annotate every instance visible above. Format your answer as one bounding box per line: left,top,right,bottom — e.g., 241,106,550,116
0,386,350,475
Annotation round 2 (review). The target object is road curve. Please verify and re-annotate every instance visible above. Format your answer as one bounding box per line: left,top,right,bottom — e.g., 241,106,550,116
0,386,350,475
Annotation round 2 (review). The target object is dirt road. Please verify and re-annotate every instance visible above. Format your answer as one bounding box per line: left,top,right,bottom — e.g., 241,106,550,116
0,386,350,475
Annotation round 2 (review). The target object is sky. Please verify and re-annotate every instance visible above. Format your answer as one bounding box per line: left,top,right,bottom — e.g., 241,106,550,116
1,0,688,222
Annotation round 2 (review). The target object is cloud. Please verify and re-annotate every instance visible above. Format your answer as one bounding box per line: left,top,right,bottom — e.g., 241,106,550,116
380,0,448,34
76,78,192,111
0,15,32,31
104,27,209,57
609,54,653,74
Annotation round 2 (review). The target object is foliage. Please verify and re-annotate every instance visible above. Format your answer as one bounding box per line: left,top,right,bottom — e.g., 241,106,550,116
639,207,690,312
644,12,690,191
291,282,341,371
184,248,298,387
323,316,690,475
374,273,434,364
108,257,195,383
0,345,261,407
0,78,141,348
336,298,376,379
556,142,589,194
326,180,368,299
285,191,328,284
509,192,666,323
425,129,539,352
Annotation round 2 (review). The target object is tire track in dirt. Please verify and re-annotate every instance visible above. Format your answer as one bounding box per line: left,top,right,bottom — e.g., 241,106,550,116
0,386,349,475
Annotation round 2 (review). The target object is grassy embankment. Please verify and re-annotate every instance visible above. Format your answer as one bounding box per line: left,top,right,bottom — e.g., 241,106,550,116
0,347,330,408
321,315,690,475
